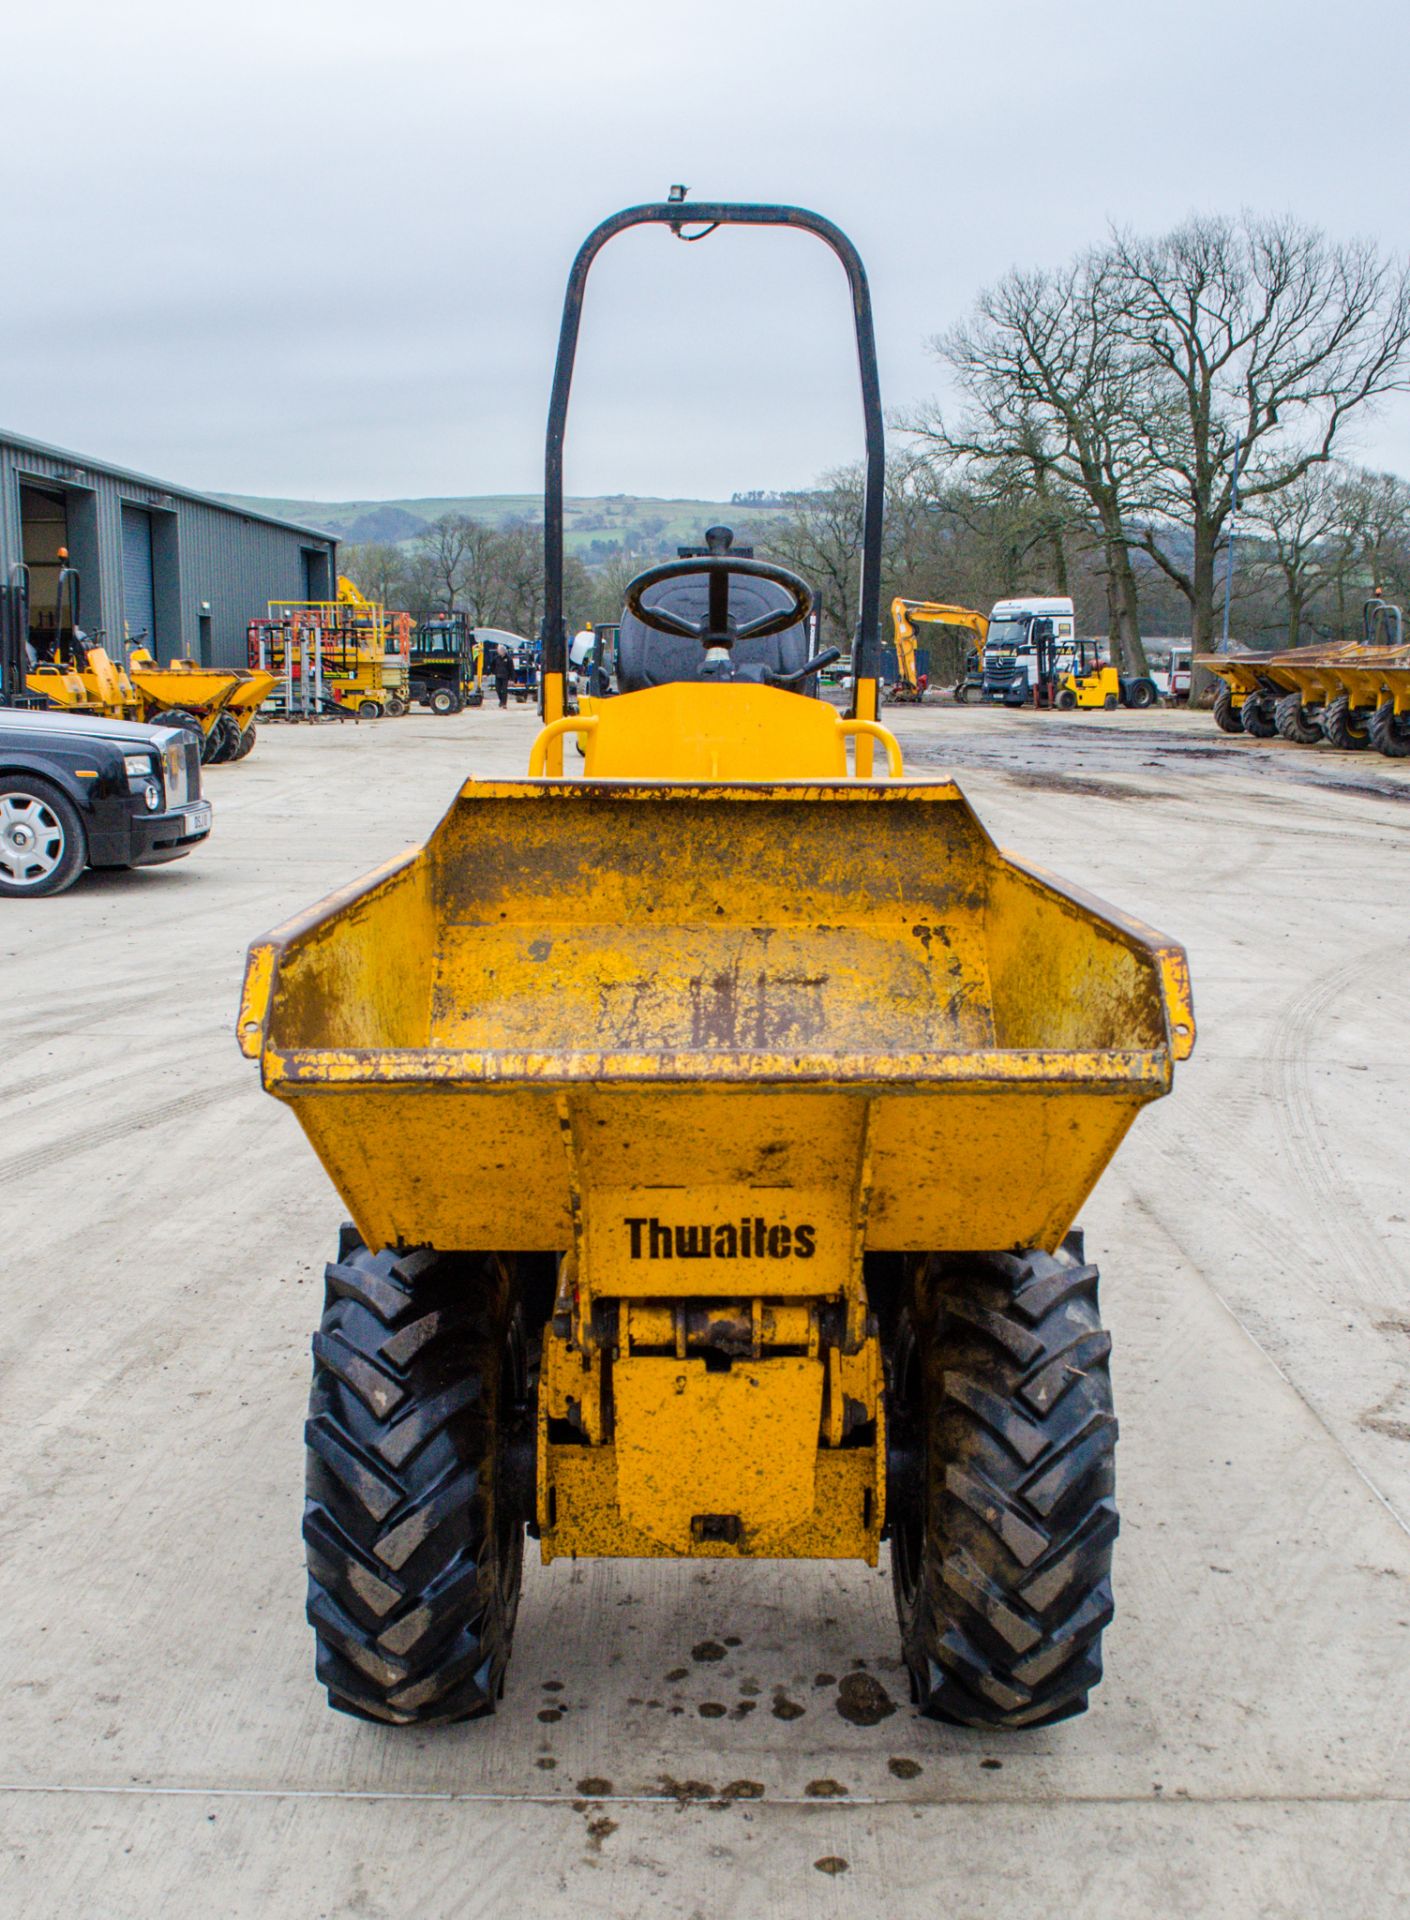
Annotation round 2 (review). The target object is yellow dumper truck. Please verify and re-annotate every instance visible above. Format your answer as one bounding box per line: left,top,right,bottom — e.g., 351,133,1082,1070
238,201,1195,1731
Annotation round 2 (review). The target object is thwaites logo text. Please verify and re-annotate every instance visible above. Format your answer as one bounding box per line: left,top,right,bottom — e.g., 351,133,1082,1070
624,1216,817,1261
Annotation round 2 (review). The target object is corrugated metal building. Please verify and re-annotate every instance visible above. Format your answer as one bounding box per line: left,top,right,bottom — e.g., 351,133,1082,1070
0,430,338,670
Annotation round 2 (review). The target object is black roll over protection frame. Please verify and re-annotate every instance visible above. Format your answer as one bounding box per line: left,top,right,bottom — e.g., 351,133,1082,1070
536,198,886,749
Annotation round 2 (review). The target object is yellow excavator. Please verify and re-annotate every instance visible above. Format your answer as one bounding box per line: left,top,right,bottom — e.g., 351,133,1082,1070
239,199,1194,1733
888,597,989,704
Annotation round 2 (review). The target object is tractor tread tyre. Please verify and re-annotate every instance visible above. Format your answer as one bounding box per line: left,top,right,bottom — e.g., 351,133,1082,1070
1239,690,1276,737
151,707,202,740
1322,692,1369,751
1369,699,1410,758
232,720,257,760
1211,682,1242,734
1274,690,1322,745
892,1243,1117,1730
304,1238,526,1726
204,712,241,764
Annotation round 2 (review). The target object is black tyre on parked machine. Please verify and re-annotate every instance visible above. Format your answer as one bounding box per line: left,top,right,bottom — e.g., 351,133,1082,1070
1274,689,1323,744
1321,691,1370,750
1239,688,1277,737
1211,681,1243,733
1370,698,1410,757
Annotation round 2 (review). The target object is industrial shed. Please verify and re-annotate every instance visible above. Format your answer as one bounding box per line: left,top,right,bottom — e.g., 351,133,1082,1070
0,431,338,671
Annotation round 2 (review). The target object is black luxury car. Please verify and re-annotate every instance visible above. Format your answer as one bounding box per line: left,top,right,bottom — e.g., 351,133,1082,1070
0,708,212,897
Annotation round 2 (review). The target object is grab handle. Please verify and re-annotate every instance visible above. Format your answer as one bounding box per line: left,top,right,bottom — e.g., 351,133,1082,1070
528,713,598,775
836,718,903,778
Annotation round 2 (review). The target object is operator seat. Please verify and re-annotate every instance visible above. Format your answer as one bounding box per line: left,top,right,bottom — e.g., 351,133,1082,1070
616,528,812,691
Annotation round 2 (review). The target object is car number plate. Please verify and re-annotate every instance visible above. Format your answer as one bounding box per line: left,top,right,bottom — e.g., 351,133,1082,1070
186,802,213,834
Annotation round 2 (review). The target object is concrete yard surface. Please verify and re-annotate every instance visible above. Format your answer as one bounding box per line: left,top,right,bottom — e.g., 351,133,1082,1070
2,703,1408,1917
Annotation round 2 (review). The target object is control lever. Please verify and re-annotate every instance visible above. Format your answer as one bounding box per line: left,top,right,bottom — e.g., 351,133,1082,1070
761,647,843,690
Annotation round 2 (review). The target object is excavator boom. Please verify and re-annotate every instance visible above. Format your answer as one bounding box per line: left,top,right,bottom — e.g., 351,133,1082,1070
890,598,990,694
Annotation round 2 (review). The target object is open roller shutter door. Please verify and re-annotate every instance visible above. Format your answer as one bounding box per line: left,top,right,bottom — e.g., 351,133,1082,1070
121,506,156,649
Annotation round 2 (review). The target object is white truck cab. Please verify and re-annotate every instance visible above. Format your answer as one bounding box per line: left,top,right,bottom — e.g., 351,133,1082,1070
982,596,1077,704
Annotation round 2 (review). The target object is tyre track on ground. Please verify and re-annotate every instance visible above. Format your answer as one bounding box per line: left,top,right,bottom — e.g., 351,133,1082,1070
0,1081,248,1184
1266,941,1409,1317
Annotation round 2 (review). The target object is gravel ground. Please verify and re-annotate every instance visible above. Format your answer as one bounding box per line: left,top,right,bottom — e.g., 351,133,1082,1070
2,700,1406,1918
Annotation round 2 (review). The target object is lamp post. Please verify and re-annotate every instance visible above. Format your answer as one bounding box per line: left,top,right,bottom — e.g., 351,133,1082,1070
1221,436,1242,651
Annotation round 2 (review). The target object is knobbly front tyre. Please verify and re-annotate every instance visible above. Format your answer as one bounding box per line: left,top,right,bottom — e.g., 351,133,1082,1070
1211,681,1242,733
202,712,241,763
1368,699,1410,758
303,1234,530,1725
1322,692,1370,750
1274,690,1323,745
888,1238,1118,1729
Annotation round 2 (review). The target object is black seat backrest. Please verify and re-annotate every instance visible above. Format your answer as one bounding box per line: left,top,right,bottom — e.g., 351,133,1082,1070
617,572,810,691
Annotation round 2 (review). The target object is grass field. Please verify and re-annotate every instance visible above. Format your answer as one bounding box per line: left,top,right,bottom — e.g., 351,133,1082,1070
214,490,789,557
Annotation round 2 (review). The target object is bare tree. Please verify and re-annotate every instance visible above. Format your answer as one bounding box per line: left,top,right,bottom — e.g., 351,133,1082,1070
340,540,406,608
906,255,1157,672
1247,465,1352,647
494,522,546,636
459,518,514,622
1111,214,1410,650
419,514,478,612
1342,467,1410,606
762,466,870,648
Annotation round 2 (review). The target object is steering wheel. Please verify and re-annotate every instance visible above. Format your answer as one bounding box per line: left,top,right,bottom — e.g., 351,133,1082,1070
624,555,813,646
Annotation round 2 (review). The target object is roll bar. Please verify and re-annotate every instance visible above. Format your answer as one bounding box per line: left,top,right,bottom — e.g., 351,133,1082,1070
1363,595,1405,648
538,199,886,750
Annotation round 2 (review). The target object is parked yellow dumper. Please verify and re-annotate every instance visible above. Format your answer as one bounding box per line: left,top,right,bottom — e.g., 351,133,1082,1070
238,201,1195,1732
1198,596,1410,754
125,649,273,762
20,558,270,761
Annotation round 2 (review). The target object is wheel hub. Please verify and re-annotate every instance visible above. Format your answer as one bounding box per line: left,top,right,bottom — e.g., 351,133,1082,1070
0,796,63,881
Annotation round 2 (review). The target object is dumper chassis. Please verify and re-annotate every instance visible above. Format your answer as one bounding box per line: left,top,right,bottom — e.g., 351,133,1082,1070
242,199,1194,1731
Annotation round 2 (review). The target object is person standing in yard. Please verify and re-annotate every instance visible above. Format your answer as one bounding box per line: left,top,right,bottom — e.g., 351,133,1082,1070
492,644,511,709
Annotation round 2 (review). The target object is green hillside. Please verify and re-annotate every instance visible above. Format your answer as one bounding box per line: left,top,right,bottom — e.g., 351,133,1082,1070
213,491,790,561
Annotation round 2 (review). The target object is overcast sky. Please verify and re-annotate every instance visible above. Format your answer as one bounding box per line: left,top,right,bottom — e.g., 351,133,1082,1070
5,0,1410,505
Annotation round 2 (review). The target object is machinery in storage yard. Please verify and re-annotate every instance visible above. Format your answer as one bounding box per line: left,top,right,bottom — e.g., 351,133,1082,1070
6,555,271,761
887,598,989,705
250,577,411,718
1198,596,1410,753
409,612,484,712
1055,641,1159,711
238,199,1196,1731
978,596,1075,705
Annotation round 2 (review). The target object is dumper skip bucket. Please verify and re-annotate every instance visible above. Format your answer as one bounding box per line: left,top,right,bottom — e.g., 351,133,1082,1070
239,778,1194,1263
